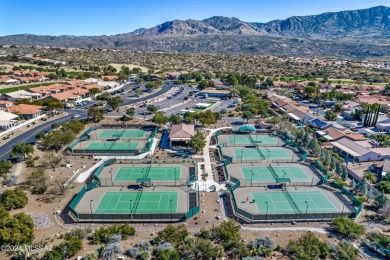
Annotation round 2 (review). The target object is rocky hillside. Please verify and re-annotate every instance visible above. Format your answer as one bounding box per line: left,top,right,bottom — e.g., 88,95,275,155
0,6,389,58
252,5,390,39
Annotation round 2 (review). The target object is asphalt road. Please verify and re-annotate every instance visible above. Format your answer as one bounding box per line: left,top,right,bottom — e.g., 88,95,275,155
0,82,175,160
0,110,84,160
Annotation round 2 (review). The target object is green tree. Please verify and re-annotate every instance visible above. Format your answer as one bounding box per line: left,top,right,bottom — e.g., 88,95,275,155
363,171,377,184
378,181,390,194
26,170,47,195
0,160,12,176
268,116,281,128
331,216,366,240
341,168,348,181
210,219,241,248
44,238,82,259
188,131,206,153
325,110,337,121
285,232,330,260
334,103,344,113
155,224,189,247
63,119,84,134
126,108,135,117
152,112,169,126
92,224,135,244
370,133,390,148
107,96,123,110
147,105,157,113
42,99,64,110
177,237,224,260
242,111,253,123
88,107,105,121
0,188,28,210
197,110,216,126
354,178,368,196
88,88,101,95
169,114,181,125
373,192,389,209
0,212,34,246
10,143,34,159
331,241,360,260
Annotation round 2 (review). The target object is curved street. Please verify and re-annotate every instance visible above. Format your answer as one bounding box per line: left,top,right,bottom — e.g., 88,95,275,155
0,83,175,160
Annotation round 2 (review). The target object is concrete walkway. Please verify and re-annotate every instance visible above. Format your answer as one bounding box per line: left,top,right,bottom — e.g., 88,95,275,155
191,126,232,192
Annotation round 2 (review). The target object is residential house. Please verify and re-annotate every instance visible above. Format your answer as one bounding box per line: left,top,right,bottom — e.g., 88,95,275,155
331,137,390,162
2,90,42,101
376,118,390,133
44,88,89,104
165,72,181,79
0,110,19,131
4,79,20,85
309,118,332,130
0,100,13,108
355,95,390,105
7,104,43,119
168,124,195,147
287,109,313,124
210,79,224,88
101,75,118,81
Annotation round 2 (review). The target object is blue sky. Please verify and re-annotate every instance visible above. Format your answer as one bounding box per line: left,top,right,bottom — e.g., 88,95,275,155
0,0,388,36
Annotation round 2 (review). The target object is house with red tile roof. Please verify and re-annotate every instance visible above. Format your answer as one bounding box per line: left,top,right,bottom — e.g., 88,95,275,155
101,75,118,81
6,104,43,119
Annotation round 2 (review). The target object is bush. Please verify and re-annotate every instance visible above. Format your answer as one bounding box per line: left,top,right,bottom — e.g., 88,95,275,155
0,188,28,210
65,228,90,240
0,212,34,246
248,237,275,257
44,238,82,259
0,160,12,176
154,224,189,246
285,232,330,259
331,217,366,240
92,224,135,244
27,170,47,195
378,181,390,194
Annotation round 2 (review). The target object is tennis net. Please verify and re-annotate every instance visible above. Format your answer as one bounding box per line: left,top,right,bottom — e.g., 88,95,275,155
283,191,302,213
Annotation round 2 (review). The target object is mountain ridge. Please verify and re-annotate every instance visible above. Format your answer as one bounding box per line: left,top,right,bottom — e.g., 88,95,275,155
0,6,389,59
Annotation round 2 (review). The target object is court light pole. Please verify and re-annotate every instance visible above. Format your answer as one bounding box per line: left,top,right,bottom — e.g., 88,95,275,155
251,171,254,187
241,149,243,163
267,150,270,163
90,200,94,223
110,169,113,186
130,200,133,221
305,201,308,222
170,199,173,222
265,202,269,221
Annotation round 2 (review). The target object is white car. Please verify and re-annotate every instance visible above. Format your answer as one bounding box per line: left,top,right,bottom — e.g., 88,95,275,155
72,114,80,119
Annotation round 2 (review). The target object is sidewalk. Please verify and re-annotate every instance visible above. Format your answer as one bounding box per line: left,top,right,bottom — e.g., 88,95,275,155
191,126,232,192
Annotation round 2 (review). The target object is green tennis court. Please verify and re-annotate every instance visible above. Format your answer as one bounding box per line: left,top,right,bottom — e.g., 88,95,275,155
252,191,338,214
95,191,178,213
86,141,140,151
228,135,278,145
242,165,311,182
98,129,147,139
234,148,292,160
114,166,181,181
